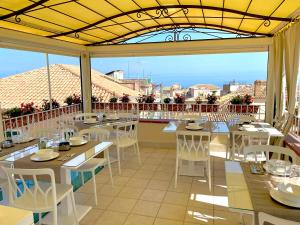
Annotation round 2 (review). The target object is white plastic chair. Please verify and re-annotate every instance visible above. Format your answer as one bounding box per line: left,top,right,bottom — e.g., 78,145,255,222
231,131,270,160
259,212,299,225
112,121,141,174
74,113,97,121
2,167,78,225
244,145,298,164
77,127,113,205
175,130,211,190
0,161,13,205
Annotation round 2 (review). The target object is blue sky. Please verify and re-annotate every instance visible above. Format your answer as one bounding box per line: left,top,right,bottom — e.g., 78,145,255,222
0,47,268,87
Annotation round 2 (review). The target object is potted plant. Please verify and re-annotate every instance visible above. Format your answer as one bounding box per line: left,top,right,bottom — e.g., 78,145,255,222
168,94,186,111
109,96,118,110
41,99,60,111
191,96,202,112
91,95,100,109
3,107,22,118
91,95,99,103
201,94,219,112
19,102,39,126
229,94,258,113
163,97,171,104
72,94,81,104
144,94,157,110
64,95,73,106
119,94,132,110
136,95,145,104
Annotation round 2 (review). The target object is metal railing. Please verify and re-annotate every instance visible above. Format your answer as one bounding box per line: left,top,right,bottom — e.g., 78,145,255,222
92,102,265,121
2,104,81,136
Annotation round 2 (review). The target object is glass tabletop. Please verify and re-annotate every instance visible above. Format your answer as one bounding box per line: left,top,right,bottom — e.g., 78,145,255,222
62,141,112,168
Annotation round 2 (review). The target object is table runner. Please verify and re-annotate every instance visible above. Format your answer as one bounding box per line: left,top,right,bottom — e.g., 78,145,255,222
74,118,132,131
240,162,300,222
229,122,283,137
177,121,229,134
0,139,39,157
13,141,101,182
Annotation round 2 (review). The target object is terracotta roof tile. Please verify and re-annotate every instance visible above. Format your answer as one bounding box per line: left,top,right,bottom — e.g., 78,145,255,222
0,64,139,109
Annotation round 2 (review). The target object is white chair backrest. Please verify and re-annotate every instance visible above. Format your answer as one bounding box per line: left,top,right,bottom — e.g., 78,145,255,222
232,131,270,159
259,212,299,225
79,127,110,141
115,121,138,141
176,130,211,159
74,113,97,121
2,167,56,211
244,145,298,164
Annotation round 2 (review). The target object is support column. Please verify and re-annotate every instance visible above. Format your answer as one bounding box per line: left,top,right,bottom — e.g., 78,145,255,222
0,104,4,142
45,53,53,110
80,52,92,113
265,46,275,124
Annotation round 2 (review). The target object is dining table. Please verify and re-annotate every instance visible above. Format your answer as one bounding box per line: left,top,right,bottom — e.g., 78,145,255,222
229,122,284,137
225,160,300,225
0,138,113,224
74,117,133,131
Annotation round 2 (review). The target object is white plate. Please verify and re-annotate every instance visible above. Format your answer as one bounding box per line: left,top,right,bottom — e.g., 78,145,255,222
14,137,35,144
106,117,120,120
270,188,300,208
30,152,60,162
70,139,88,146
83,121,98,124
186,125,203,130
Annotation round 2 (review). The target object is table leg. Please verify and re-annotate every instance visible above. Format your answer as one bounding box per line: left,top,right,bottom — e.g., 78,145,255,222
60,167,73,215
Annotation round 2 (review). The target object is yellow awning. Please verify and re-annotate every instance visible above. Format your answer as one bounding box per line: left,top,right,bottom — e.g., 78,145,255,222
0,0,299,45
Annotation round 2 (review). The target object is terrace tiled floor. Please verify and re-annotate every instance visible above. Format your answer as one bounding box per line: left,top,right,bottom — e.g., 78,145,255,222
77,143,253,225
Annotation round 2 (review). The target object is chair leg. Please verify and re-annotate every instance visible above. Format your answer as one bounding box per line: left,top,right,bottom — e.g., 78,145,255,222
174,157,179,188
135,143,141,165
117,147,121,174
105,151,114,186
0,184,9,205
70,191,79,225
92,171,97,206
52,208,58,225
38,213,42,225
207,159,211,191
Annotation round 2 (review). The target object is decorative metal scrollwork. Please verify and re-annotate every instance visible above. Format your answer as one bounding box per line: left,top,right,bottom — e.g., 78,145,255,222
15,15,21,23
165,35,174,42
182,34,191,41
137,7,189,19
263,19,271,27
74,32,80,38
156,8,169,17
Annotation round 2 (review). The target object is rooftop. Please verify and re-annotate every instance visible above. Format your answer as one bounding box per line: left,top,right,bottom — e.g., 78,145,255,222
189,84,221,90
0,64,139,109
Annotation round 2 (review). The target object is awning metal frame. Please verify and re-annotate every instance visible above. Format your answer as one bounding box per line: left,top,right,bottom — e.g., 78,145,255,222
0,0,297,46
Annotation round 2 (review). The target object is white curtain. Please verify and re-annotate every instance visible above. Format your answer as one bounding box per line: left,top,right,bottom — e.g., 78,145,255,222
282,22,300,135
268,33,285,125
